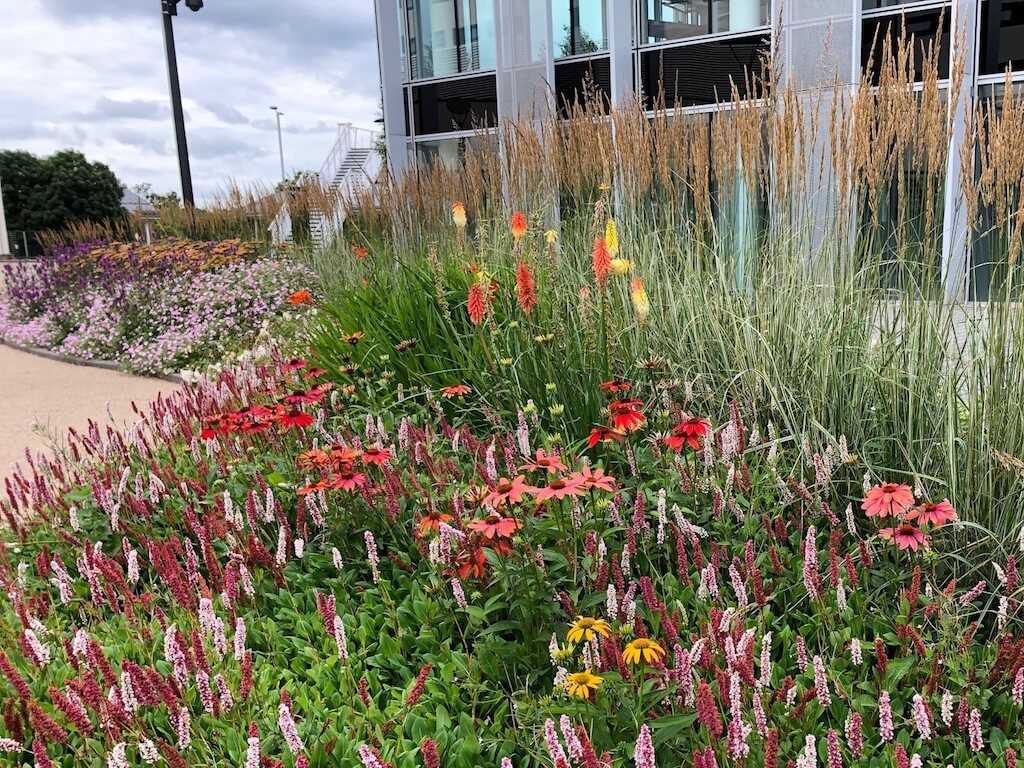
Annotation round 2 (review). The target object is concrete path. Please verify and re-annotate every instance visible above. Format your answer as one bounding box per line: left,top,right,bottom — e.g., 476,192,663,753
0,344,174,479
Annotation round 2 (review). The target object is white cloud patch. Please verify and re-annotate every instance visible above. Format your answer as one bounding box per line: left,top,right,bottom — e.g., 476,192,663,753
1,0,381,202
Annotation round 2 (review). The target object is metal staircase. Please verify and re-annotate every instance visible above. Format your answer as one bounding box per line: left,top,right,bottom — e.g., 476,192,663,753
267,123,382,251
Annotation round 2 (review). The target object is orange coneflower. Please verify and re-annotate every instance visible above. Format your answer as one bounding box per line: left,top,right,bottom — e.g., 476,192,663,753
287,290,313,305
592,237,611,288
467,282,488,325
510,211,528,241
515,261,537,316
350,244,368,260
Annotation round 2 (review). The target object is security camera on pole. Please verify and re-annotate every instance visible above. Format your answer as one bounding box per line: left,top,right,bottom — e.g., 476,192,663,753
160,0,204,229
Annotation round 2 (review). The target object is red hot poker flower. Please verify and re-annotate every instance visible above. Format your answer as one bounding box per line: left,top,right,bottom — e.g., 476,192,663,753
510,211,528,240
516,261,538,315
592,237,611,288
467,283,488,325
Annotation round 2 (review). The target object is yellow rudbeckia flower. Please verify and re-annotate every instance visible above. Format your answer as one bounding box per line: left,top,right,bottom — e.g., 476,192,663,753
567,617,612,644
564,670,603,698
622,638,665,666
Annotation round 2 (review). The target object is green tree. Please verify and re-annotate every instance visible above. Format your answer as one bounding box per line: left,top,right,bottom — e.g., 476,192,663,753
0,149,124,246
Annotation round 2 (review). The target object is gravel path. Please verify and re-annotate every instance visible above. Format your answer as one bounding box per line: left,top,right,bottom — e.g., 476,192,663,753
0,344,174,480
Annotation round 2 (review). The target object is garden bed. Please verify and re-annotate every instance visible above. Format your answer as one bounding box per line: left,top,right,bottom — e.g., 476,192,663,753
0,238,315,377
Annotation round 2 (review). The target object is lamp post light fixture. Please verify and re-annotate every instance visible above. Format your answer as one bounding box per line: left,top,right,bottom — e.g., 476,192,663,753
160,0,204,212
269,106,286,186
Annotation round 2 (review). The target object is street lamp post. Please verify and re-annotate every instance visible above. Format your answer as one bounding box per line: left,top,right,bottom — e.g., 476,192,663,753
0,174,10,257
269,106,286,186
160,0,204,211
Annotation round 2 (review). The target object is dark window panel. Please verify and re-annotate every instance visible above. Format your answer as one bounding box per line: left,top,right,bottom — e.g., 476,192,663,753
554,57,612,115
861,9,951,84
403,87,411,136
979,1,1024,75
638,34,770,110
412,74,499,135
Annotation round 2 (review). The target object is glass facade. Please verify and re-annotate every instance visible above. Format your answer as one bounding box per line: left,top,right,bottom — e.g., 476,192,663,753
861,8,951,84
412,74,499,134
979,1,1024,76
552,0,608,58
642,0,770,44
639,33,770,108
406,0,497,80
554,57,611,113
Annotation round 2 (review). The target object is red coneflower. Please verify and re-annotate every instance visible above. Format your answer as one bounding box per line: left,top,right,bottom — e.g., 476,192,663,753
608,399,646,433
600,379,633,394
586,425,625,448
361,446,392,466
665,417,712,451
592,237,611,288
441,384,472,398
516,261,538,315
279,409,314,429
510,211,528,240
467,283,488,325
328,470,367,492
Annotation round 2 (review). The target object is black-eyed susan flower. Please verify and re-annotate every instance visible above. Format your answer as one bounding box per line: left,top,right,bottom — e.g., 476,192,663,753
564,670,603,699
623,638,665,666
567,617,611,644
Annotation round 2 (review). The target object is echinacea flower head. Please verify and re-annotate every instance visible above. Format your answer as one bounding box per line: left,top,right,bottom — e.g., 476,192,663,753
574,465,617,492
587,425,626,448
287,289,313,305
452,202,467,229
511,211,528,240
623,638,666,666
567,617,612,644
533,477,586,503
609,399,646,433
879,523,930,552
520,449,568,474
564,670,603,699
484,476,534,508
417,509,453,535
906,499,957,527
342,331,365,345
862,483,915,518
665,416,712,451
467,513,522,539
605,218,619,255
361,446,392,466
600,379,633,394
441,384,472,398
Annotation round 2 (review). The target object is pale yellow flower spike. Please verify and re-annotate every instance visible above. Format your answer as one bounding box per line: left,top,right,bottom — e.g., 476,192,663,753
605,218,619,256
631,278,650,325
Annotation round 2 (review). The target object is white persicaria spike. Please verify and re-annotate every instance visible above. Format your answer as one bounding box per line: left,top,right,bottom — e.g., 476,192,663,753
549,633,560,664
845,504,857,537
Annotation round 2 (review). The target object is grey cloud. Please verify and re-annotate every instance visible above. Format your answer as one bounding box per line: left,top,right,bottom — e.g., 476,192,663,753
72,97,170,122
110,129,170,154
202,102,249,125
249,118,339,135
188,131,270,160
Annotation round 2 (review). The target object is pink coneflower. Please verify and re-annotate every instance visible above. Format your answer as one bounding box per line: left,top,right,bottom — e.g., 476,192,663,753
879,523,929,552
906,499,957,527
634,724,655,768
862,482,915,518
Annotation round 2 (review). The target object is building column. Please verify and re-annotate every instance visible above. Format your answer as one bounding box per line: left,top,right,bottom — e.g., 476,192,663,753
941,0,979,301
607,0,633,109
374,0,409,178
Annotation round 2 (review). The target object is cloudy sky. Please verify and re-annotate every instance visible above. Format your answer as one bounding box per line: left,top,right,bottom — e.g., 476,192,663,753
0,0,381,203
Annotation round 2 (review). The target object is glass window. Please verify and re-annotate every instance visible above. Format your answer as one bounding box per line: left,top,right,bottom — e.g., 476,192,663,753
412,74,499,134
980,1,1024,76
638,33,770,108
861,9,951,84
642,0,770,44
862,0,930,8
406,0,497,79
553,0,607,58
554,57,611,114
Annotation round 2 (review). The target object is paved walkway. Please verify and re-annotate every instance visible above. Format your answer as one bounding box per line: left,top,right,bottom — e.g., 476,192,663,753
0,344,174,479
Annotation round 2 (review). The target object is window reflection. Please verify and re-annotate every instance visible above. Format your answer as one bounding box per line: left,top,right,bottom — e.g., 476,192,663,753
642,0,770,44
553,0,608,58
406,0,497,80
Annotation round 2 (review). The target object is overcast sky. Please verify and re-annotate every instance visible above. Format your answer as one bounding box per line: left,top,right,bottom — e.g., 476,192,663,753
0,0,381,203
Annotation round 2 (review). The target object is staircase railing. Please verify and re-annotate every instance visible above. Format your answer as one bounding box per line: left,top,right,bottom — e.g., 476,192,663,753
311,124,382,251
319,124,380,186
269,198,292,245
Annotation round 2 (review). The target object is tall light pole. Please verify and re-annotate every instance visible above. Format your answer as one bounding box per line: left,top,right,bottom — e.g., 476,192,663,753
269,106,286,186
161,0,204,212
0,173,10,257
